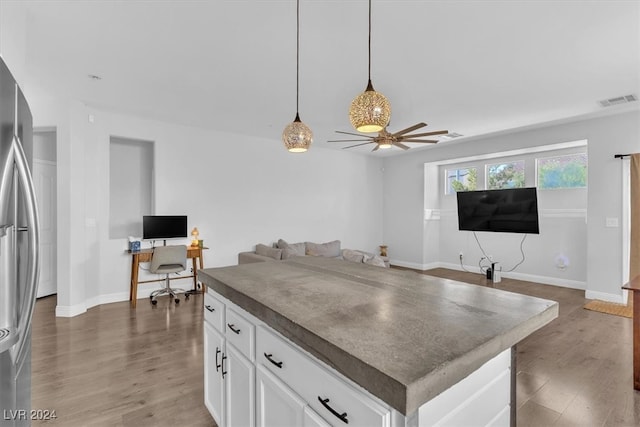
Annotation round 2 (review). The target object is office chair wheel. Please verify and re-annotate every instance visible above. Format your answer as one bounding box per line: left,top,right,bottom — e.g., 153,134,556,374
151,299,157,305
175,298,180,304
185,294,190,300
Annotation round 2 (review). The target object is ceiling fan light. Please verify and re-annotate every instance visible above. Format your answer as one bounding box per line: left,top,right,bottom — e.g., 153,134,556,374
378,141,393,149
349,82,391,133
282,115,313,153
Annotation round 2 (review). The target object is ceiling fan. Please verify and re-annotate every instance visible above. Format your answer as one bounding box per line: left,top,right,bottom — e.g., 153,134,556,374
328,122,449,152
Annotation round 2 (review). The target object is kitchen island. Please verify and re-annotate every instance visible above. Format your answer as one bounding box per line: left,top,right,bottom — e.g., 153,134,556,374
198,256,558,427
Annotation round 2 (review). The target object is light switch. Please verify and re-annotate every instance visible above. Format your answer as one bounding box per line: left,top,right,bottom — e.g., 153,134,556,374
605,217,619,228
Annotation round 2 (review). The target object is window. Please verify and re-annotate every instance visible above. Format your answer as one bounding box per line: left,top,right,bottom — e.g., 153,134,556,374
537,153,587,189
446,167,477,194
487,161,525,189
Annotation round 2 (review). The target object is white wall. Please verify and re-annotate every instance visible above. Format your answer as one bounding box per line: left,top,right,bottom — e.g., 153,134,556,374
435,146,587,289
383,109,640,302
44,103,384,316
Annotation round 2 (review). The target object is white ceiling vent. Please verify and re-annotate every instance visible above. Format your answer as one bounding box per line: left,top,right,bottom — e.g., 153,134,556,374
598,94,637,107
440,132,464,139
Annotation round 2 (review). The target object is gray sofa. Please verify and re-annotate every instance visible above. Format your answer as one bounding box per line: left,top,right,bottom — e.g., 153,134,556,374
238,239,390,268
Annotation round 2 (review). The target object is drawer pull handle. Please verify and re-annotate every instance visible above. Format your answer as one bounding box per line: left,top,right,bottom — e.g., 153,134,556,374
215,347,221,372
205,305,215,312
264,353,283,369
318,396,348,424
221,354,228,378
227,323,241,334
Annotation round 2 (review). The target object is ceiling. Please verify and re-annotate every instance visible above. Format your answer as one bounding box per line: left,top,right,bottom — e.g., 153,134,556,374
8,0,640,155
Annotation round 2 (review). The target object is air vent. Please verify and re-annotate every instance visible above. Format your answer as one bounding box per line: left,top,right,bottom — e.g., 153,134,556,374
440,132,464,139
598,94,637,107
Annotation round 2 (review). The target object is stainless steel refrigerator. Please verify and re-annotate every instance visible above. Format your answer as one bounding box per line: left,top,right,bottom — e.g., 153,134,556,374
0,57,41,426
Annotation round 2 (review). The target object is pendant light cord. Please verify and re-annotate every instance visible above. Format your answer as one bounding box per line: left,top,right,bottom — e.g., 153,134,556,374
368,0,372,82
296,0,300,117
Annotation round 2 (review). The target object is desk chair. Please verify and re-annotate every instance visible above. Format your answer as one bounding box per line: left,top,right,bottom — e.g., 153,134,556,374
149,245,188,305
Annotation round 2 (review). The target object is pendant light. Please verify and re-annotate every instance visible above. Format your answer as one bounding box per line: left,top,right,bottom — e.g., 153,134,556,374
349,0,391,133
282,0,313,153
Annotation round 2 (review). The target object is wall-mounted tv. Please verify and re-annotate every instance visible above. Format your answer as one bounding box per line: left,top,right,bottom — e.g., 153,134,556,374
142,215,188,240
456,188,540,234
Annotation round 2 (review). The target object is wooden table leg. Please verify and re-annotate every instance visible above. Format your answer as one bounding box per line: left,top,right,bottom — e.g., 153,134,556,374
634,291,640,390
130,254,139,308
192,256,198,291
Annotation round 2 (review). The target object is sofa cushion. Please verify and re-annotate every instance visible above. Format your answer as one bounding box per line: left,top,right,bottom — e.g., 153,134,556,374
364,255,388,268
305,240,341,257
277,239,306,259
255,243,283,260
342,249,365,264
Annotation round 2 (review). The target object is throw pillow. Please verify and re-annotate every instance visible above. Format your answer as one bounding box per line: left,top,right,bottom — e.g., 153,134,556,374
342,249,364,264
255,243,283,260
277,239,306,259
365,255,387,268
305,240,341,257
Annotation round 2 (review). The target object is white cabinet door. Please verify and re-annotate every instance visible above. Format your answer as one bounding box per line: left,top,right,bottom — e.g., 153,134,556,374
226,342,255,427
304,406,332,427
256,365,305,427
204,322,225,426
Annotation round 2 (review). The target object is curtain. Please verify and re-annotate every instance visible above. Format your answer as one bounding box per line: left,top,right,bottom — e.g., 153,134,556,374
631,154,640,281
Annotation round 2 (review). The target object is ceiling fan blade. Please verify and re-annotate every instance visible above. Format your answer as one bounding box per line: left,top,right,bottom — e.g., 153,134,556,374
327,139,370,142
343,142,374,149
392,122,427,136
335,130,373,138
372,145,380,152
399,130,449,139
400,139,438,143
394,142,411,150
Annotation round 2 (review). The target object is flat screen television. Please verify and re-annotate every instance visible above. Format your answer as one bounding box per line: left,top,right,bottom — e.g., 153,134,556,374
456,188,540,234
142,215,188,240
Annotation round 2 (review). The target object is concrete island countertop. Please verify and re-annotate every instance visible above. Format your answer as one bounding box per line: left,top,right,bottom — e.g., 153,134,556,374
198,256,558,416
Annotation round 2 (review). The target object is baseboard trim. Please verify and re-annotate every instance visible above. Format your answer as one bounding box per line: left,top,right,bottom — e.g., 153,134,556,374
585,290,625,304
390,260,441,271
421,262,587,290
55,303,87,318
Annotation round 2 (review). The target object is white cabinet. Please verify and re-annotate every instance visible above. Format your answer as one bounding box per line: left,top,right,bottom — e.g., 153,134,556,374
204,321,225,425
225,342,255,427
256,365,305,427
257,364,332,427
204,292,255,427
204,289,392,427
304,406,332,427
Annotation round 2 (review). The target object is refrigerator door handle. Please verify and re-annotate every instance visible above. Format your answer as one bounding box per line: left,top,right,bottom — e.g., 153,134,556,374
10,135,40,373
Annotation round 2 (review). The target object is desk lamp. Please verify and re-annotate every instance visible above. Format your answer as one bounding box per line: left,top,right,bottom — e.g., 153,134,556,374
191,227,199,247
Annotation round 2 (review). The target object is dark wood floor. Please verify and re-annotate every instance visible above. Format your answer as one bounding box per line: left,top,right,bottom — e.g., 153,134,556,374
31,292,214,426
30,268,640,426
422,268,640,427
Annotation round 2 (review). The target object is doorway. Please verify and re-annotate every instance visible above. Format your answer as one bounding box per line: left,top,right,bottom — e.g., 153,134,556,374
33,128,57,298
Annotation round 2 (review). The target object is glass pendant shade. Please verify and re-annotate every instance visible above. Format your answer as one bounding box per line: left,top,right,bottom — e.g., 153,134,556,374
349,82,391,133
282,114,313,153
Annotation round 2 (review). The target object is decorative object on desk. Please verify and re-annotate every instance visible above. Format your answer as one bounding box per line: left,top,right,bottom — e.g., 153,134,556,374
191,227,199,247
348,0,390,133
198,239,204,248
379,245,387,257
128,236,141,252
282,0,313,153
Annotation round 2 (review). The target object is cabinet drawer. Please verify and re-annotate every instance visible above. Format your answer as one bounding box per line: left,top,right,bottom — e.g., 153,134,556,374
256,326,390,427
225,307,255,362
204,290,225,332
